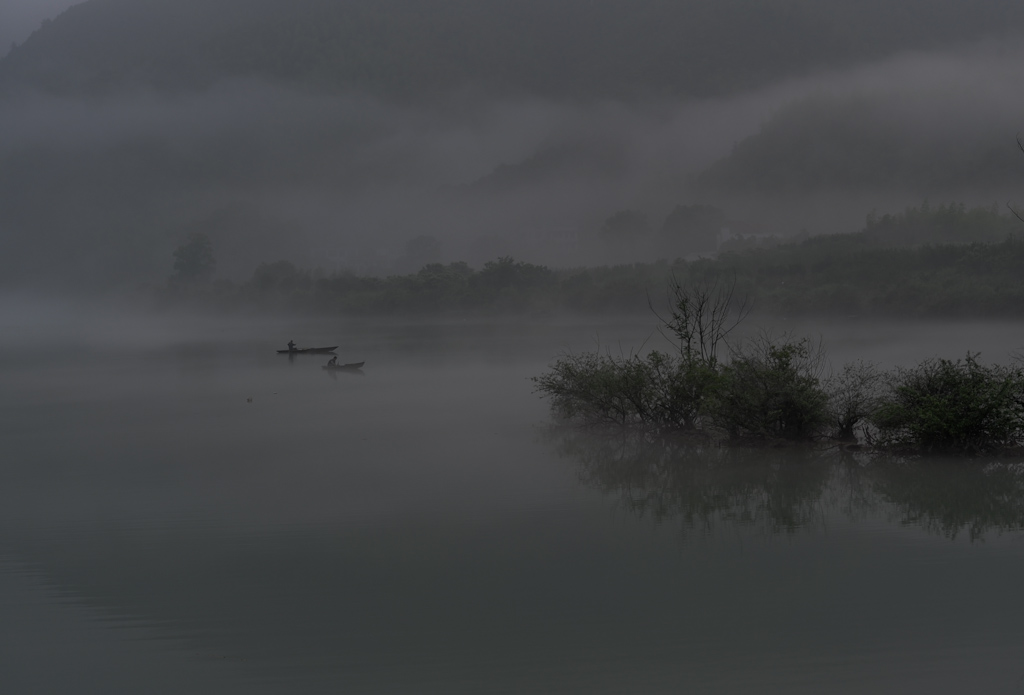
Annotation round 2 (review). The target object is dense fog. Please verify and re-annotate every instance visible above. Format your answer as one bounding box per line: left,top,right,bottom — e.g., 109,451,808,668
0,0,81,57
7,6,1024,693
1,0,1024,290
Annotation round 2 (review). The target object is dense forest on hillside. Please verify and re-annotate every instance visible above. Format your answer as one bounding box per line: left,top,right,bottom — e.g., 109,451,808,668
698,93,1024,194
4,0,1024,99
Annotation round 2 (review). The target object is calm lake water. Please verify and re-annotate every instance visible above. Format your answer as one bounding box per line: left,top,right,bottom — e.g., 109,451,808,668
2,303,1024,694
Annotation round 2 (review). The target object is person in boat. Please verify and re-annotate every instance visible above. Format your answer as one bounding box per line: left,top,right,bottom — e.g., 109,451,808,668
327,355,338,367
287,340,297,352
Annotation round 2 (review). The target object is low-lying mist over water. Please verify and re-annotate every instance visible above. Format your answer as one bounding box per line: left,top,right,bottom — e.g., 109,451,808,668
6,2,1024,692
4,311,1024,693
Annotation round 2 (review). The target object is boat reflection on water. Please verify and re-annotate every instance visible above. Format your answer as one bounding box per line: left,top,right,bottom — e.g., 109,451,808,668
545,428,1024,540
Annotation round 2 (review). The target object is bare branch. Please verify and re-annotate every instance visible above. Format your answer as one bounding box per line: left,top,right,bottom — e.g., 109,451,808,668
1007,201,1024,225
1009,134,1024,223
656,274,751,366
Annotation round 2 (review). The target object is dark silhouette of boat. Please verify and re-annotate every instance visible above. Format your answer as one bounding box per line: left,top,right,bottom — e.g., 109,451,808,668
277,346,338,354
322,361,365,371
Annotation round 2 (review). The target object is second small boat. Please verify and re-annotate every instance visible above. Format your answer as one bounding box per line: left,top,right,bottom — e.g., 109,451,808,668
322,361,365,371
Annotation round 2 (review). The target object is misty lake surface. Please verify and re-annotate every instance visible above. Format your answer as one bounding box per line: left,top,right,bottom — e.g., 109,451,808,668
3,304,1024,694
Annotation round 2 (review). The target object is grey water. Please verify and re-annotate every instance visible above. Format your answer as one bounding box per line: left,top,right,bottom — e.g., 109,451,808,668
2,306,1024,694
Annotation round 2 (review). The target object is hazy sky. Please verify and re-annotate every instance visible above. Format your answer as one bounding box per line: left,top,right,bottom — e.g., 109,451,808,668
0,0,82,57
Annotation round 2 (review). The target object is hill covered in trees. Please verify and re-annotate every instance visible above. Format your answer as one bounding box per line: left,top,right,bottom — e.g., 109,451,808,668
696,91,1024,197
5,0,1024,100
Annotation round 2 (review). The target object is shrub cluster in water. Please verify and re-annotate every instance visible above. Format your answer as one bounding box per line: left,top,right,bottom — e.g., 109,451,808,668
534,280,1024,454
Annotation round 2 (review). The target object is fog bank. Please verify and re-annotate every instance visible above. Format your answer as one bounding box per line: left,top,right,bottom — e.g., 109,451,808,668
2,40,1024,287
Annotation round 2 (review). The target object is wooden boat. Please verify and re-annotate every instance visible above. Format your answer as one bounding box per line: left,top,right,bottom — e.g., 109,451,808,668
277,346,338,354
322,361,365,371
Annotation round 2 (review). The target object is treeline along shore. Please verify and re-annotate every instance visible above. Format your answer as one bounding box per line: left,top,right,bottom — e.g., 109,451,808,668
164,203,1024,318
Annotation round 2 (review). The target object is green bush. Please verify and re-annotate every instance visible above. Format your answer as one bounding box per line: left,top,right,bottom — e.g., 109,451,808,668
535,276,1024,454
532,350,718,432
870,354,1024,453
644,351,721,430
536,276,741,433
825,360,884,441
535,335,835,441
533,352,647,428
713,336,829,441
536,281,837,442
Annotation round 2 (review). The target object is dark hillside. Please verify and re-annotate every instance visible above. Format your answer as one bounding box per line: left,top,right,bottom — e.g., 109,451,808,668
696,92,1024,196
4,0,1024,99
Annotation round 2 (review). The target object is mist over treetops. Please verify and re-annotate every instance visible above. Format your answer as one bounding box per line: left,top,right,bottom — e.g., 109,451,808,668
3,0,1024,291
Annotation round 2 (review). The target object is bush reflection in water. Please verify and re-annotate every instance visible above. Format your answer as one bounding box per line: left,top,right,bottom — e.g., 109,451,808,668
547,428,1024,541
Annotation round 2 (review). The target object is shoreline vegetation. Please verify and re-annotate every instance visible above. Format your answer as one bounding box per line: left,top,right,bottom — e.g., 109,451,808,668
533,277,1024,457
162,202,1024,318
